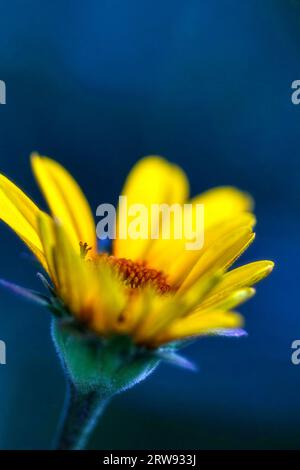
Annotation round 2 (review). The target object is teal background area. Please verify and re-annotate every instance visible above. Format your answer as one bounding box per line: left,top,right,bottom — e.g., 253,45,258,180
0,0,299,449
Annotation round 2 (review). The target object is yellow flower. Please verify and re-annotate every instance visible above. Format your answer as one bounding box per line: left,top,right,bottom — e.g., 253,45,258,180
0,154,273,348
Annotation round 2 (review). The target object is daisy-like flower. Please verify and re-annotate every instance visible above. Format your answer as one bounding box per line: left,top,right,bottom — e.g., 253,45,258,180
0,154,273,449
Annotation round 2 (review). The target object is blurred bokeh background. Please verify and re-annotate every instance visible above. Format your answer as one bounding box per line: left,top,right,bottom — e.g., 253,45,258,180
0,0,299,449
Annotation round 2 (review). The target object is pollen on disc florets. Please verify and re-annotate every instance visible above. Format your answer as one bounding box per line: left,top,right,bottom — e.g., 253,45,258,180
79,242,173,294
97,253,172,294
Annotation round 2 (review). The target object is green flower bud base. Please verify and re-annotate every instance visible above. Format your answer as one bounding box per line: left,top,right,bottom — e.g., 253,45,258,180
51,319,160,450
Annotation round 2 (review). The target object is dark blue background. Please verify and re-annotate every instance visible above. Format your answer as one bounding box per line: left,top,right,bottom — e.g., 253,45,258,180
0,0,299,449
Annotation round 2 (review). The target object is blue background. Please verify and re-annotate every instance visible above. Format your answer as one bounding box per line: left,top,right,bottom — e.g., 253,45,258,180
0,0,299,449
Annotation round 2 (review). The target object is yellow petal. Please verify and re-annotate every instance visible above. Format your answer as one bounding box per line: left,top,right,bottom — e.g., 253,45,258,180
38,213,88,311
37,212,59,286
41,215,107,330
91,260,127,334
196,287,255,312
173,186,253,280
52,218,94,316
0,174,41,230
113,156,189,261
203,260,274,307
133,293,180,345
133,271,221,344
0,175,47,267
31,154,96,255
141,195,255,280
38,214,127,333
166,212,256,285
113,287,156,335
191,186,253,229
148,186,252,275
178,227,255,293
154,310,243,346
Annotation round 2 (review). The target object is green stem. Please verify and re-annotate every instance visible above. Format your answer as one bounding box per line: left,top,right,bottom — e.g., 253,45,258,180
54,380,110,450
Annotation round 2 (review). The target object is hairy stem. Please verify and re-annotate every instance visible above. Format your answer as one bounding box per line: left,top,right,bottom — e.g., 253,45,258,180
54,381,110,450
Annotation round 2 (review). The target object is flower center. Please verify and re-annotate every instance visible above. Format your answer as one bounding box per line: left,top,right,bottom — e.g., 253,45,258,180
98,254,172,294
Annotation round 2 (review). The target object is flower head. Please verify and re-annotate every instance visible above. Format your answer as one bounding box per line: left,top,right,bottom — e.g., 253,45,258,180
0,154,273,353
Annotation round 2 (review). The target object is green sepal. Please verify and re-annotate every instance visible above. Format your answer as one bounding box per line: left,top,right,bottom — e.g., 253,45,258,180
51,319,160,397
